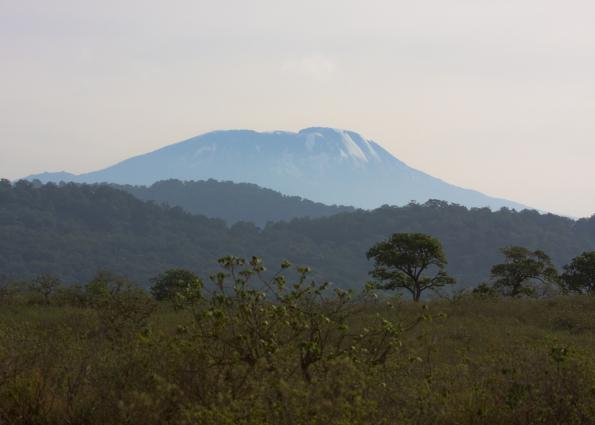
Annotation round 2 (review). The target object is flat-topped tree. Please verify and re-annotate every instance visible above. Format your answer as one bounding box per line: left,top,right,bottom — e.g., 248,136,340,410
490,246,559,297
367,233,455,302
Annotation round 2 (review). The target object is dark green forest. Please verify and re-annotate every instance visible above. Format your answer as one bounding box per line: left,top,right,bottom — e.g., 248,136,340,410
2,179,595,288
114,179,355,226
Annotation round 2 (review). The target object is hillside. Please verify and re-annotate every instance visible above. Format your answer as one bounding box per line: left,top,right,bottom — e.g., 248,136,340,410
113,179,355,226
26,127,526,210
1,180,592,287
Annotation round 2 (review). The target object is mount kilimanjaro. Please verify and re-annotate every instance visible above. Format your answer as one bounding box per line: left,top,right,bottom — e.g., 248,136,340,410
27,127,525,210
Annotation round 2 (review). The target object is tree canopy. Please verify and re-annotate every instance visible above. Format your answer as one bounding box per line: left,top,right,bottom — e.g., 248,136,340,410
490,247,559,296
561,251,595,294
150,269,203,301
367,233,455,301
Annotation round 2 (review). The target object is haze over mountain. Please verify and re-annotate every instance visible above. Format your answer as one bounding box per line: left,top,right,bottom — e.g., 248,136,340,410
27,128,526,210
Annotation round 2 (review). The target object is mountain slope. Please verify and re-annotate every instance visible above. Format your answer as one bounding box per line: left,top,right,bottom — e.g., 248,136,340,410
113,179,355,226
27,127,526,210
1,181,590,287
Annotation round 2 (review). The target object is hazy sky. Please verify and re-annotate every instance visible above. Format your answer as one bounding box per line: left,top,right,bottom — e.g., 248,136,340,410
2,0,595,217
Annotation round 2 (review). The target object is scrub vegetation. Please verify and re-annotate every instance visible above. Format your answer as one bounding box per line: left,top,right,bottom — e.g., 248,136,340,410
2,248,595,425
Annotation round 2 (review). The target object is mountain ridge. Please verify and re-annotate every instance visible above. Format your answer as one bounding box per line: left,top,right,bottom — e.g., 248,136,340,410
113,179,356,227
26,127,527,211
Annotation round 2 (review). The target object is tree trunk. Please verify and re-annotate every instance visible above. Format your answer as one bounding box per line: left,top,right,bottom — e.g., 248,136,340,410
413,288,421,302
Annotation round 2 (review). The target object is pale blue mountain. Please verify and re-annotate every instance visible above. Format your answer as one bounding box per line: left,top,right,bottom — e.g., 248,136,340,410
27,127,526,210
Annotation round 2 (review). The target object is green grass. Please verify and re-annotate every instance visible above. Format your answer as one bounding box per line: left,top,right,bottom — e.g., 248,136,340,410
1,296,595,424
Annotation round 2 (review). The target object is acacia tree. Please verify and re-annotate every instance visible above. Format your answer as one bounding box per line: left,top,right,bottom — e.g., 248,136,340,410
561,251,595,294
490,246,559,297
366,233,455,302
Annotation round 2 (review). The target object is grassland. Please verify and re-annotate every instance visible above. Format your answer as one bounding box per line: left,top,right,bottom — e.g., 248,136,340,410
1,292,595,425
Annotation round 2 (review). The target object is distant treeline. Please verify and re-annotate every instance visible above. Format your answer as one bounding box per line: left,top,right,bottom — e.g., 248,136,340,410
2,178,595,288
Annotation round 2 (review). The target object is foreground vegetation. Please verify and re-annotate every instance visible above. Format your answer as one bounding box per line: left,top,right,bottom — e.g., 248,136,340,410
2,258,595,424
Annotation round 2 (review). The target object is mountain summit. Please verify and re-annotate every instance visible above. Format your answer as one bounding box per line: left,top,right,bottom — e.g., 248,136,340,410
27,127,525,210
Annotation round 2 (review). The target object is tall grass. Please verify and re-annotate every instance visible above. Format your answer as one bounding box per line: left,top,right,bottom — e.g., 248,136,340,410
1,293,594,424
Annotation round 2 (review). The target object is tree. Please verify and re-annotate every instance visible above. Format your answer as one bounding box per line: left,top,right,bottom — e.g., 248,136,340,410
472,282,499,298
30,273,61,305
561,251,595,294
85,271,133,299
490,246,558,297
150,269,202,301
366,233,455,302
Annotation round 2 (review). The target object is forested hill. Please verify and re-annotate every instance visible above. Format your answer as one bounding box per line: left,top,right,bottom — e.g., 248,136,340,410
112,179,355,226
1,179,594,288
0,180,232,282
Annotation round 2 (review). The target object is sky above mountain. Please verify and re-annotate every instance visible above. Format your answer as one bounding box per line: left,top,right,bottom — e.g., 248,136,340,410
2,0,595,217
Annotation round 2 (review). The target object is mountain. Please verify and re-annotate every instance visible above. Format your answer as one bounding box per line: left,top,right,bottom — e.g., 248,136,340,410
27,127,526,210
1,180,590,288
113,179,355,226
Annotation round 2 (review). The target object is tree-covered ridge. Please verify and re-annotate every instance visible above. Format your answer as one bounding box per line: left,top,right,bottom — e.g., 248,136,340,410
113,179,355,226
268,200,593,286
0,179,231,283
1,179,595,288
